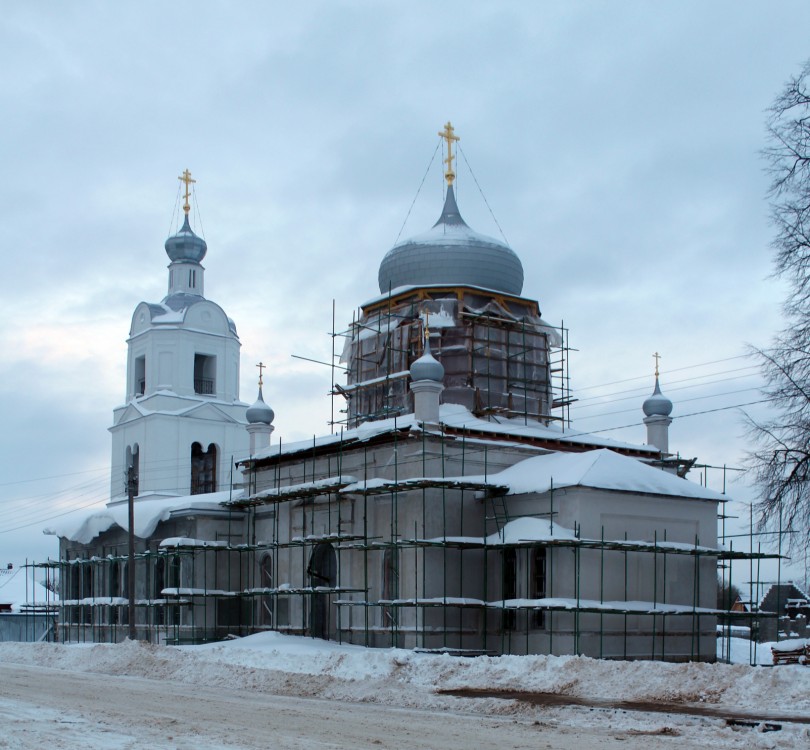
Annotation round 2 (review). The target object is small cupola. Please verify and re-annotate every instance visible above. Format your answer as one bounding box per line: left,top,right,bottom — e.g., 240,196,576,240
643,353,673,454
246,362,275,454
409,321,444,424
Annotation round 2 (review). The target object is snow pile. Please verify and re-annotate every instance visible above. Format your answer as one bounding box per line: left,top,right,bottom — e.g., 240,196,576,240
1,632,809,718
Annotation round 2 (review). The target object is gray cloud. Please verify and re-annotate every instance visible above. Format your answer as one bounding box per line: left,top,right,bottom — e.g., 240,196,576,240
0,1,806,580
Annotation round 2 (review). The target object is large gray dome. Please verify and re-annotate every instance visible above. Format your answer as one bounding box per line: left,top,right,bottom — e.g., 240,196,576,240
378,185,524,296
165,214,208,263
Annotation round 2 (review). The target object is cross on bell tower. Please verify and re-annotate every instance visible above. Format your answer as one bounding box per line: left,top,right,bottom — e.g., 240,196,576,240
178,169,196,215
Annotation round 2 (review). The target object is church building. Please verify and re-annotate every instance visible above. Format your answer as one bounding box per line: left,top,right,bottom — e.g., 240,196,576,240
51,127,749,661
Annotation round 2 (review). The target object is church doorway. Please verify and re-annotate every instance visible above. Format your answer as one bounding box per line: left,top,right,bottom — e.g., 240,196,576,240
307,543,337,640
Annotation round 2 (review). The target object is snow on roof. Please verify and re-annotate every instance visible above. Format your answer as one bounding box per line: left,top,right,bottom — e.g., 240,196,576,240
419,517,723,553
0,567,57,610
115,392,250,419
159,538,229,549
485,448,728,502
437,405,657,453
757,581,810,610
343,450,725,504
248,403,657,463
48,489,244,545
486,517,578,545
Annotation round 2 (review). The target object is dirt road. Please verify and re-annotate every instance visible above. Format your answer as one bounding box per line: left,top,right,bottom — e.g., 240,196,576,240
0,662,720,750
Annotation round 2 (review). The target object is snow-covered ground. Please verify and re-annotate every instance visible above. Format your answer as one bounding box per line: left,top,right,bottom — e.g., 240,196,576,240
1,634,809,748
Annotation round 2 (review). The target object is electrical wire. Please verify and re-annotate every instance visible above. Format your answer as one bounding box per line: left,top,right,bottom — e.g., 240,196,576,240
394,141,441,245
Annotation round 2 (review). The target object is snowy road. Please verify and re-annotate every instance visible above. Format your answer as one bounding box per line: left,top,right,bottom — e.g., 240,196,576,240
0,662,721,750
2,635,809,749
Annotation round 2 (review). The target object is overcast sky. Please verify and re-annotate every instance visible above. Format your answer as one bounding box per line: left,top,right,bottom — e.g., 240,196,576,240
1,1,808,584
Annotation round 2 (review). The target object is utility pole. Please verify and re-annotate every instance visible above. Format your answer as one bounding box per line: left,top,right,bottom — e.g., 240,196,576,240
127,465,137,640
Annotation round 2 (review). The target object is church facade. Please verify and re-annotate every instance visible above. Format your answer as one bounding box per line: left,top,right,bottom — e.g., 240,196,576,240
52,131,744,661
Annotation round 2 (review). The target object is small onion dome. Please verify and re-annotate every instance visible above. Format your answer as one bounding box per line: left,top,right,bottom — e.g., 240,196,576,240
410,338,445,382
642,377,673,417
165,214,208,263
246,387,275,424
378,184,524,296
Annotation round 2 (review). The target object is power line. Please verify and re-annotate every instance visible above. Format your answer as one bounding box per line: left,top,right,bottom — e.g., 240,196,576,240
573,354,751,393
582,398,773,437
571,365,761,407
573,385,766,421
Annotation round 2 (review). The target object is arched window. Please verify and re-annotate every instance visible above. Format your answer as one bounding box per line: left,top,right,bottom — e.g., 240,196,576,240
109,561,120,597
308,543,337,640
70,564,80,601
169,556,182,590
190,442,217,494
154,558,165,598
260,554,273,587
82,564,94,599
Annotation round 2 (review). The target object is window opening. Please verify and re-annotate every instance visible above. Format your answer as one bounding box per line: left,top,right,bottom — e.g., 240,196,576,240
532,547,547,628
194,354,215,395
503,548,517,630
134,356,146,396
308,543,337,639
191,442,217,494
382,547,399,626
260,554,273,626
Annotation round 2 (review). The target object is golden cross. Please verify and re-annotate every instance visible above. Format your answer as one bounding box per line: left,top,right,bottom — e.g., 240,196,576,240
256,361,266,388
438,121,460,185
178,169,196,215
423,309,431,343
653,352,661,378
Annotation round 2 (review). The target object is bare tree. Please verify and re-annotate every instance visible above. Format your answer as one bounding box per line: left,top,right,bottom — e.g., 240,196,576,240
749,60,810,550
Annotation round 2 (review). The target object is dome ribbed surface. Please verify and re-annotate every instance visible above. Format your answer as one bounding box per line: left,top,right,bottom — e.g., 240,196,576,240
165,215,208,263
378,185,523,296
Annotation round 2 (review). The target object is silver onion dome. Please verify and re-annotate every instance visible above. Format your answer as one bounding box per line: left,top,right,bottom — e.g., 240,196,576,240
165,214,208,263
410,338,445,382
642,378,673,417
378,185,524,296
246,387,275,425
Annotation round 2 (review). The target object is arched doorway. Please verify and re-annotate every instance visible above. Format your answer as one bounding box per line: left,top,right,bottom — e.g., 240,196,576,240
307,543,337,640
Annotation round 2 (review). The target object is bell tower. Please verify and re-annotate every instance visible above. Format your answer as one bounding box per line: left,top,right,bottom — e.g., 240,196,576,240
108,172,250,502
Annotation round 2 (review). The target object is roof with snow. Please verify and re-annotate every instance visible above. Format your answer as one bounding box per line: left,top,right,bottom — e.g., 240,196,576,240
49,489,244,545
0,567,57,611
244,403,659,466
340,448,726,503
488,448,727,502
